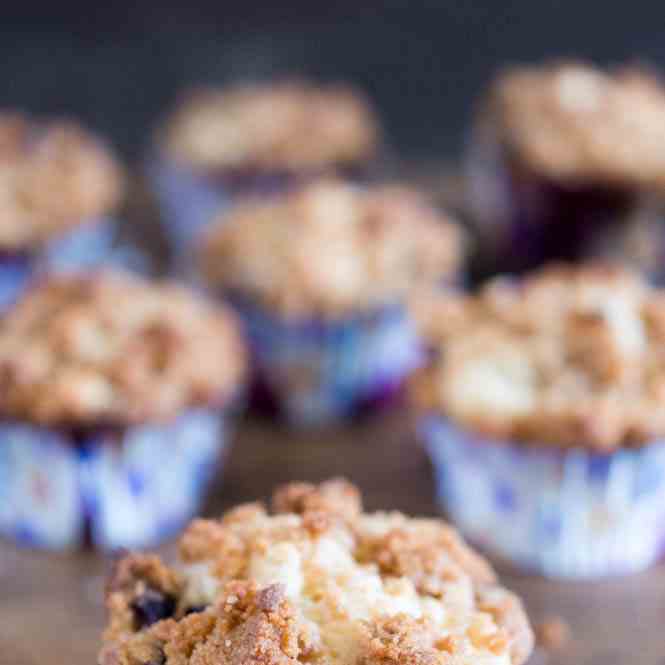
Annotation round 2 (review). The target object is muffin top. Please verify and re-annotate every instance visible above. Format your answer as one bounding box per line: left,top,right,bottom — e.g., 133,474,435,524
100,479,533,665
201,181,463,319
485,61,665,188
0,112,124,250
0,271,246,427
413,263,665,451
159,80,380,172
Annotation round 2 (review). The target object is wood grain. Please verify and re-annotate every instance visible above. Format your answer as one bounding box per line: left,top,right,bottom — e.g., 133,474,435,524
2,411,665,665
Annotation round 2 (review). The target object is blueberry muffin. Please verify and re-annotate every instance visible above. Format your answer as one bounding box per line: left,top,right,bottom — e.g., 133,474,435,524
413,262,665,577
199,180,464,425
0,112,124,307
0,270,246,550
99,479,533,665
148,79,381,267
466,61,665,277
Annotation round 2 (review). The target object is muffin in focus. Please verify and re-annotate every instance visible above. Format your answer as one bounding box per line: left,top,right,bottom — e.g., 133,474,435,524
413,262,665,578
199,180,464,425
0,112,124,307
148,79,382,267
466,61,665,277
99,479,533,665
0,270,246,550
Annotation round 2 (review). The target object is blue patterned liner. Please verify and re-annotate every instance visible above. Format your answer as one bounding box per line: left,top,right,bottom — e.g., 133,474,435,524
146,157,232,271
0,217,117,311
235,300,423,426
0,408,228,550
421,415,665,579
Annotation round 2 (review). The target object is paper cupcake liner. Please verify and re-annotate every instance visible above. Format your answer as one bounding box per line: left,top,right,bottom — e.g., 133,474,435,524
0,217,117,311
421,415,665,579
465,123,654,277
0,408,228,551
146,155,372,273
235,300,422,426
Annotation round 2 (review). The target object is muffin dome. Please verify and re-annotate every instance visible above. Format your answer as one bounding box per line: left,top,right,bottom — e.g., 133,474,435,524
0,271,246,426
413,263,665,450
100,479,533,665
0,112,124,250
200,181,463,318
484,61,665,187
159,80,380,172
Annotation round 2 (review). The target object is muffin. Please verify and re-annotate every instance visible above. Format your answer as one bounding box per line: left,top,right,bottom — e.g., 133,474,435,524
466,61,665,277
413,263,665,578
0,271,246,550
199,180,464,426
148,79,381,267
98,479,534,665
0,112,124,307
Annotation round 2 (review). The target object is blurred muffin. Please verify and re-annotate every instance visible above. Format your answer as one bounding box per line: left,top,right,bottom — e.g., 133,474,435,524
466,61,665,277
0,270,246,550
99,479,533,665
148,79,382,267
0,112,124,307
413,262,665,578
199,180,463,425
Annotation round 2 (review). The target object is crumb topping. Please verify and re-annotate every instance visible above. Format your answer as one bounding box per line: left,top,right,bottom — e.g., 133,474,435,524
100,480,533,665
200,181,463,318
159,80,380,172
0,112,124,249
485,61,665,188
534,616,571,653
0,271,246,426
412,262,665,450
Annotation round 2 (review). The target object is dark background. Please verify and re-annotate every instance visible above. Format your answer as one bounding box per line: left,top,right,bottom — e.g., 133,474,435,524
3,1,665,161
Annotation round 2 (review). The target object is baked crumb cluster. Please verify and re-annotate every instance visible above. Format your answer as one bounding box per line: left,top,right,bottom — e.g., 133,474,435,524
0,271,246,426
413,263,665,450
100,480,533,665
485,61,665,188
0,112,124,250
159,81,380,172
201,181,463,318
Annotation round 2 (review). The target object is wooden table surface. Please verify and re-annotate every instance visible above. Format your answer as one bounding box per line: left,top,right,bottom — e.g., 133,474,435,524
3,411,665,665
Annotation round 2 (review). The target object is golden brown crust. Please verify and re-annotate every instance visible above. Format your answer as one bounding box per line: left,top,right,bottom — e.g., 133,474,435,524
356,521,497,597
100,480,533,665
159,80,380,172
357,615,450,665
412,262,665,450
271,477,362,523
484,61,665,188
0,112,124,249
200,181,464,318
0,271,246,426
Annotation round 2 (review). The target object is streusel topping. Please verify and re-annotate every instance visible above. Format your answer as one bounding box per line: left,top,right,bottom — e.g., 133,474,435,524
201,181,463,318
413,263,665,450
0,112,124,250
159,80,380,171
0,271,246,426
486,62,665,188
100,479,533,665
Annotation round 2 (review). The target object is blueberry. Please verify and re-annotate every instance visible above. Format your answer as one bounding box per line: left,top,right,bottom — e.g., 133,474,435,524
184,605,208,616
131,589,176,629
